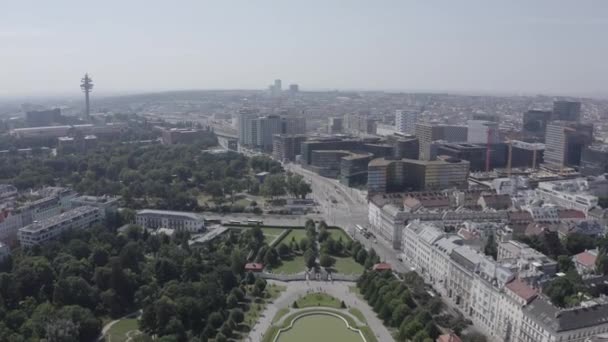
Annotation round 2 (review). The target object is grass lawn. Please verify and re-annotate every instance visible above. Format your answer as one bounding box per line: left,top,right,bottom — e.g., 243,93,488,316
272,254,306,274
279,229,309,245
272,308,291,323
261,227,287,244
328,228,352,242
105,319,139,342
296,293,342,309
348,308,366,323
330,255,365,274
276,314,363,342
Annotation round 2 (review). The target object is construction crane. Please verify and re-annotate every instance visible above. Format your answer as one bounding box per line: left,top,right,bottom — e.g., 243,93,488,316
485,127,493,172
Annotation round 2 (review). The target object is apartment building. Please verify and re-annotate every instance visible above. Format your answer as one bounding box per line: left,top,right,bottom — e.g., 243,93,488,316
135,209,205,232
18,206,102,247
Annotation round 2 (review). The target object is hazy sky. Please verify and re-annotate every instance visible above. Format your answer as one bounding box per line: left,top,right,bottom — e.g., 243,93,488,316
1,0,607,97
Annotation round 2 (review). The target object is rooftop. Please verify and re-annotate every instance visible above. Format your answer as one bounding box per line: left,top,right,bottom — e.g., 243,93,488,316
505,277,538,303
136,209,204,221
20,206,99,233
524,296,608,333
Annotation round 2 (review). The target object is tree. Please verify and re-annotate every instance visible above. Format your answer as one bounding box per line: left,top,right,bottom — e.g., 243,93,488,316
277,243,291,258
356,249,368,265
319,254,335,268
230,309,244,324
226,294,238,309
299,237,310,251
565,233,596,255
255,278,267,294
260,174,286,200
264,248,279,268
597,251,608,275
304,249,317,269
544,277,575,307
484,233,497,260
399,320,423,340
557,255,575,273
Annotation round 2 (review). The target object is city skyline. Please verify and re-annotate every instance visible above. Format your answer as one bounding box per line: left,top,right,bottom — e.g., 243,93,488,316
1,0,608,98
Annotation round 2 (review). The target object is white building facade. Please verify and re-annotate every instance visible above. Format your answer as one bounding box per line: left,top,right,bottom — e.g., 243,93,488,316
136,209,205,232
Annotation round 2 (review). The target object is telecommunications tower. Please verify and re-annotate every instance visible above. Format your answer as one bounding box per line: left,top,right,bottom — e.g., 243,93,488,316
80,73,94,120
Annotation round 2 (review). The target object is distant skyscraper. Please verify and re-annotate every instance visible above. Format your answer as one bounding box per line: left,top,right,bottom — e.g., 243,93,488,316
552,101,581,122
289,84,299,93
274,79,282,92
467,120,499,144
544,121,593,167
328,117,343,134
395,110,418,134
523,110,552,142
580,144,608,176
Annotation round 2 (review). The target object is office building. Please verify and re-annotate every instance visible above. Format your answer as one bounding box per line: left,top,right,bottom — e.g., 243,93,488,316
25,108,63,127
328,117,343,134
387,134,419,160
18,206,102,247
160,128,209,145
9,123,127,141
581,144,608,176
274,79,282,92
281,116,306,134
367,157,469,193
433,142,508,171
136,209,205,233
523,110,552,142
510,140,544,169
544,121,593,167
339,153,374,187
467,120,499,144
289,84,299,93
272,134,307,162
395,110,418,134
415,123,468,160
552,100,581,122
343,114,376,135
70,195,119,219
300,137,392,166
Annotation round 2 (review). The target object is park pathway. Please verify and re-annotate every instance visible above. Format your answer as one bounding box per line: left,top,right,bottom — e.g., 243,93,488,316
247,280,394,342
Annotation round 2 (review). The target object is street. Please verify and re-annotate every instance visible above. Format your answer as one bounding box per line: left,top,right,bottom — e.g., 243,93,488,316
284,163,412,273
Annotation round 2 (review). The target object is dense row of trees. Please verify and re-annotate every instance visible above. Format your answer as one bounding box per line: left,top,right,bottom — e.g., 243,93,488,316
0,223,272,341
358,271,445,342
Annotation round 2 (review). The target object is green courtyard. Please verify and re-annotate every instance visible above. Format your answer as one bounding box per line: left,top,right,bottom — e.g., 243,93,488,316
276,314,364,342
262,293,378,342
105,318,140,342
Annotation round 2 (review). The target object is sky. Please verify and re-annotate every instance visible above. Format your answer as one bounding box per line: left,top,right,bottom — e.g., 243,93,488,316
1,0,607,97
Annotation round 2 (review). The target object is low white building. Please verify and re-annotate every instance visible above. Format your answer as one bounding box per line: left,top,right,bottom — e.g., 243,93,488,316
18,206,102,247
71,195,119,219
536,179,598,213
135,209,205,233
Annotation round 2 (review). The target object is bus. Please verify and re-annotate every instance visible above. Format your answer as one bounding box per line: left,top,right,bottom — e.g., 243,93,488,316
247,219,263,226
227,220,241,225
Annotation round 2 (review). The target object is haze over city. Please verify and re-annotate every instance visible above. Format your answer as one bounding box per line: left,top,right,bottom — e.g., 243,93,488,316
2,0,608,97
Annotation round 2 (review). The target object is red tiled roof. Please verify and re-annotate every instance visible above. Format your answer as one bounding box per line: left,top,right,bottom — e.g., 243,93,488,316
505,278,537,303
574,251,597,268
373,263,392,271
437,333,463,342
558,209,586,220
244,263,264,271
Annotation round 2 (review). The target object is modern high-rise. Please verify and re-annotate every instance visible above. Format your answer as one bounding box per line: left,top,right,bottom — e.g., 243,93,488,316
387,134,419,160
544,121,593,167
395,110,418,134
281,117,306,135
367,157,469,193
523,110,552,142
467,120,499,144
289,84,299,93
328,117,344,134
552,101,581,122
274,79,282,92
415,123,468,160
239,111,305,152
343,114,376,135
272,134,307,162
510,140,544,169
580,144,608,176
